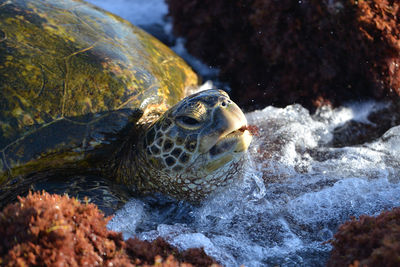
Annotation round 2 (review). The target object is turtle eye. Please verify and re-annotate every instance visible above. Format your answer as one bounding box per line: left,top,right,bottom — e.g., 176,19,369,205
220,98,231,108
176,115,201,129
180,116,198,125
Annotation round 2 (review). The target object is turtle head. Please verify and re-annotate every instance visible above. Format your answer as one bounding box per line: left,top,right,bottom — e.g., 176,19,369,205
141,89,252,201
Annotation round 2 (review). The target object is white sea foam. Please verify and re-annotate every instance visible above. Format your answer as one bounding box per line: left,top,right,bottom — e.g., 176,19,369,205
107,199,144,239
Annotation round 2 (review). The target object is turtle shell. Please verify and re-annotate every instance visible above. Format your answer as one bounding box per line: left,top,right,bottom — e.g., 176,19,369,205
0,0,198,184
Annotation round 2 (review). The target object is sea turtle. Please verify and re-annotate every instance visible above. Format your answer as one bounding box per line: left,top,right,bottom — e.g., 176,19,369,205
0,0,252,203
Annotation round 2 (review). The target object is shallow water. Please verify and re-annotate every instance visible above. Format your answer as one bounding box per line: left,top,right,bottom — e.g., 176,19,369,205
86,1,400,266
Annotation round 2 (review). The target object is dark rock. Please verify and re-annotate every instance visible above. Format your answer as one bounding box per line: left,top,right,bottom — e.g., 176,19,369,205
167,0,400,111
329,101,400,147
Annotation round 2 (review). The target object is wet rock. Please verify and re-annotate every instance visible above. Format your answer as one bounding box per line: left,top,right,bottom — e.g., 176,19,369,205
167,0,400,111
0,191,219,266
327,207,400,267
329,101,400,147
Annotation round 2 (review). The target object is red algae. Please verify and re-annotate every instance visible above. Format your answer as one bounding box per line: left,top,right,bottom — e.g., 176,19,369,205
167,0,400,111
0,191,219,267
327,207,400,267
243,125,260,136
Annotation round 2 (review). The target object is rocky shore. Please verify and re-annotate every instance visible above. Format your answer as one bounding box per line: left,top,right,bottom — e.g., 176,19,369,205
167,0,400,111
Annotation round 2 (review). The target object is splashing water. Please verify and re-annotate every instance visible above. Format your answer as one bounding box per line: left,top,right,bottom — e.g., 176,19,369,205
108,101,400,266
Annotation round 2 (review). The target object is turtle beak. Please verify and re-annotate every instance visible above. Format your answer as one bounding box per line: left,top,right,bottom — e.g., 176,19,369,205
199,101,252,155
